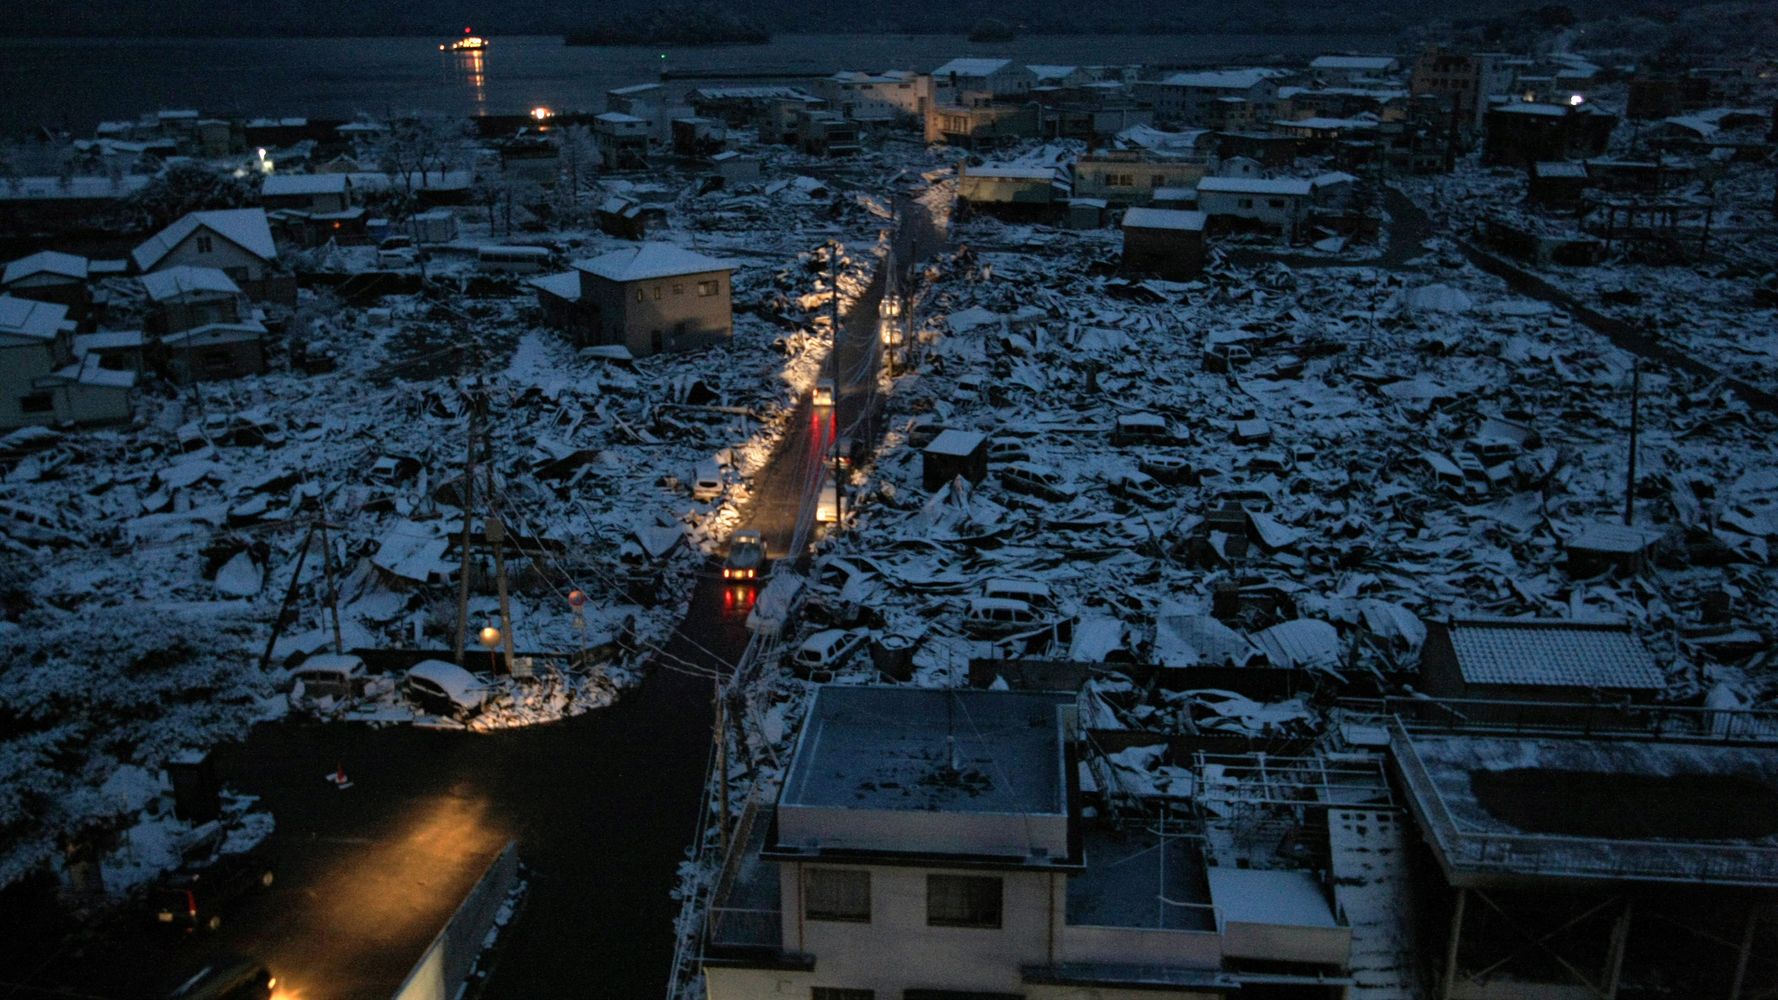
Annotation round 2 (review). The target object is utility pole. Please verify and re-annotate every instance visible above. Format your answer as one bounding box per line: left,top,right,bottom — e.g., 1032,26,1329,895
830,241,844,527
258,525,316,672
453,370,481,666
485,461,516,675
1623,359,1641,526
319,519,343,655
713,677,731,858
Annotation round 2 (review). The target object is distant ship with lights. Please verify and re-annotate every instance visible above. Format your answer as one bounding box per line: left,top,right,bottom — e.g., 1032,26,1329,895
441,28,489,51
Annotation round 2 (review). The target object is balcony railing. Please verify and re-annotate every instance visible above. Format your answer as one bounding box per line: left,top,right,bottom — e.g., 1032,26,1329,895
1388,718,1778,887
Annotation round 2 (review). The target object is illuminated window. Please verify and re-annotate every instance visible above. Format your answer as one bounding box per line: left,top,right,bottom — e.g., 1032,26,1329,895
806,868,870,922
926,874,1001,928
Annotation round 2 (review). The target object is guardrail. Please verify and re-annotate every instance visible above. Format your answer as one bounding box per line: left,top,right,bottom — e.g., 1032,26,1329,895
1344,696,1778,744
390,840,521,1000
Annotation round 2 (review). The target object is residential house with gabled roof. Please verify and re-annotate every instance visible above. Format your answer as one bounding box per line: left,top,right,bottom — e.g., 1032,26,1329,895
260,172,353,213
0,295,133,427
133,208,289,303
2,250,91,314
532,243,736,357
140,265,244,334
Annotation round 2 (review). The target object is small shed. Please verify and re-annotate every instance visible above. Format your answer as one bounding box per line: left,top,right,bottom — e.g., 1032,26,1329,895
1065,198,1107,229
1121,207,1208,279
922,429,988,491
1420,617,1665,719
1528,161,1591,208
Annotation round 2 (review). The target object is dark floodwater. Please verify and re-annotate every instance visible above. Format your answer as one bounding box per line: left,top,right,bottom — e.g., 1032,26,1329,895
0,33,1391,134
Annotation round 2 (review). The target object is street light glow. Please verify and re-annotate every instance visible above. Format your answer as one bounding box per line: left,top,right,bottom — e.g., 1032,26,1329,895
478,625,501,648
531,106,553,121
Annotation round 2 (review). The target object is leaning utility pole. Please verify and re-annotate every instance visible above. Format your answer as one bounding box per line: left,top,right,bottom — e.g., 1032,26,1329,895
1623,359,1641,526
485,461,516,675
453,372,482,666
319,518,344,655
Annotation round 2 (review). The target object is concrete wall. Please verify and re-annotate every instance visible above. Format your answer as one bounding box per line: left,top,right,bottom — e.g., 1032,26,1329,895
775,861,1062,996
1222,920,1351,966
390,840,521,1000
1060,922,1222,967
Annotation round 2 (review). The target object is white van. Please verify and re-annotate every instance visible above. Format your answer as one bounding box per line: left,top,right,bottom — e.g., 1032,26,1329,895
792,629,864,677
981,578,1056,614
964,597,1043,636
288,653,369,710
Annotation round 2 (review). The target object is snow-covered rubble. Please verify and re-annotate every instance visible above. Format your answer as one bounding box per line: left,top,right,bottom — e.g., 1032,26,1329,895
0,138,933,890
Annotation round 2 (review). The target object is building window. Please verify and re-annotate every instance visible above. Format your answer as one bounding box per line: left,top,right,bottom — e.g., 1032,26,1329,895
195,234,213,253
1238,197,1254,209
635,288,645,303
1151,174,1165,186
1107,173,1134,187
806,868,871,923
652,286,662,300
672,284,684,296
926,874,1001,928
19,392,53,414
697,279,720,297
1267,198,1286,208
811,991,873,1000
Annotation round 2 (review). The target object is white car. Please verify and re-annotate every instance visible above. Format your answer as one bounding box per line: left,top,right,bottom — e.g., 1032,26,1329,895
402,659,488,720
792,629,865,677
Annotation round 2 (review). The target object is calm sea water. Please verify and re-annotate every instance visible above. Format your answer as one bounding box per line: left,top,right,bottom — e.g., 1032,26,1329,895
0,33,1392,135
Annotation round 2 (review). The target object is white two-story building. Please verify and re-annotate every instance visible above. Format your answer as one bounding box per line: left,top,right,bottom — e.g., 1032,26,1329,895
701,686,1353,1000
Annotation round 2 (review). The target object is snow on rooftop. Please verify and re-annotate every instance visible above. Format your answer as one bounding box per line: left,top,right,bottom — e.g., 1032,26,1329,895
574,243,736,283
1197,176,1313,196
1310,54,1398,71
1207,867,1339,928
3,250,88,284
139,265,240,302
781,686,1068,819
1121,207,1207,232
261,173,349,196
529,271,581,301
924,429,986,456
933,57,1013,78
965,165,1059,181
0,295,68,340
133,208,277,271
1442,617,1664,689
1155,68,1284,90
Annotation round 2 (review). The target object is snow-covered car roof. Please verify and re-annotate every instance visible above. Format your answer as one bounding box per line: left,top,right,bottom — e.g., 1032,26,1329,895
405,659,487,707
